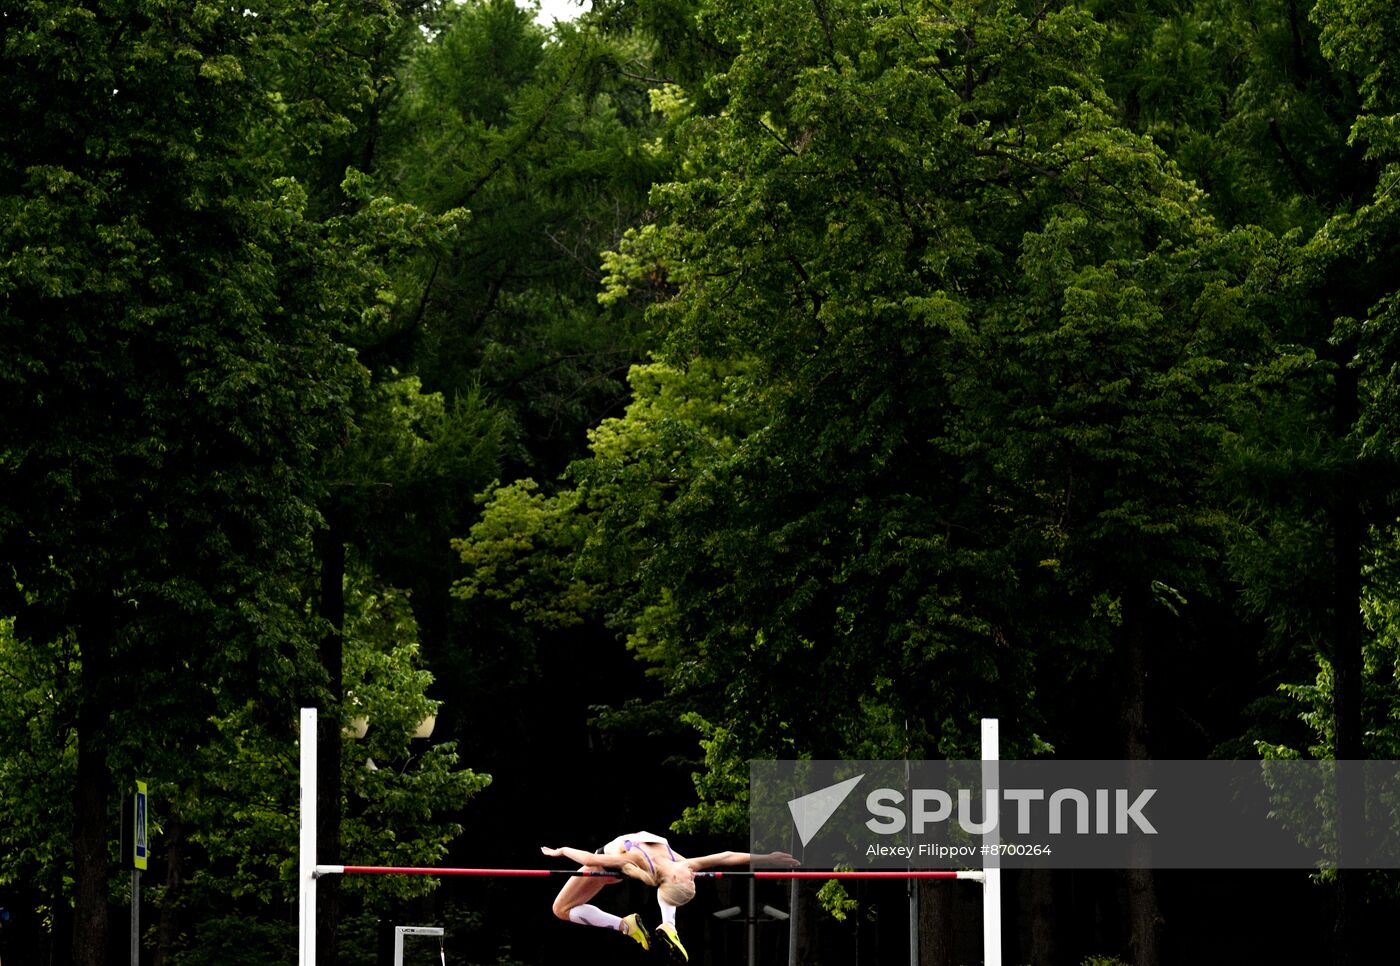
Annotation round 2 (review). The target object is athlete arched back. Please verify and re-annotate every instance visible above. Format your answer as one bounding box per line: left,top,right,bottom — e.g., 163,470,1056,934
541,831,798,960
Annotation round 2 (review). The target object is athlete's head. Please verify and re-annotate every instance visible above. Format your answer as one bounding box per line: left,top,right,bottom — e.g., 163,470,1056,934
659,879,697,907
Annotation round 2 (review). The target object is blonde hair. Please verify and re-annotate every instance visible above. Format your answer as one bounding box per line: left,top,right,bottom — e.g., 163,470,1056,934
620,862,658,887
659,880,696,907
620,864,697,907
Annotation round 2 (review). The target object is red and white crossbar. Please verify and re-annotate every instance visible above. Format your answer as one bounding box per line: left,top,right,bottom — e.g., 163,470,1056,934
750,870,984,880
317,866,614,878
313,865,984,881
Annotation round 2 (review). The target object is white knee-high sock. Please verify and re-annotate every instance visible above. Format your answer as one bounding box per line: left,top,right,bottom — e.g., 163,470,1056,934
657,895,678,928
569,904,623,931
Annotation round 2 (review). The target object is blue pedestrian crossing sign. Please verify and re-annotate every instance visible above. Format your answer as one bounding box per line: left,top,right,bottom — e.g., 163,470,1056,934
133,781,148,871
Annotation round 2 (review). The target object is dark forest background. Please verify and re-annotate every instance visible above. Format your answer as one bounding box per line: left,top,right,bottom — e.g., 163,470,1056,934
4,0,1400,964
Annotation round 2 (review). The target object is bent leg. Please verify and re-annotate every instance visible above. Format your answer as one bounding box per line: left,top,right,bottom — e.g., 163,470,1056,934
551,868,612,922
551,865,649,948
568,905,623,930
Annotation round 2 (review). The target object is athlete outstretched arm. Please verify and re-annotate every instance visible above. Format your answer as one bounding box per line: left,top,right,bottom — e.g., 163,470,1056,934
683,850,801,871
539,846,638,869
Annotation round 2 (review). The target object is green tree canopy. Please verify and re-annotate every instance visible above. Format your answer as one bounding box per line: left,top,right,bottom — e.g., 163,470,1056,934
0,2,485,962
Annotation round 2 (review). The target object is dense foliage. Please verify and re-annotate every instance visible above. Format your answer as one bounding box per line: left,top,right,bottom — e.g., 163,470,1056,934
4,1,1400,964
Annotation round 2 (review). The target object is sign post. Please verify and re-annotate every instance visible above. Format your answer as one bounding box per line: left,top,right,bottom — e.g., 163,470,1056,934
131,780,148,966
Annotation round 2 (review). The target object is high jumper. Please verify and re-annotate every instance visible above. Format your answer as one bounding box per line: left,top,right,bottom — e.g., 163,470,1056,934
541,831,799,960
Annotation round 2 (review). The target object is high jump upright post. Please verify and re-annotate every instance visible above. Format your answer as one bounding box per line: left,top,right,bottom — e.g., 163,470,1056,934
299,707,318,966
982,717,1002,966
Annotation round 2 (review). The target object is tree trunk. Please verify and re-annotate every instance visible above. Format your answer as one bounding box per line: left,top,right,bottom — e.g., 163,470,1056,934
791,880,822,965
1330,362,1363,966
1123,617,1160,966
1025,868,1057,966
71,642,112,966
918,875,956,966
153,816,187,966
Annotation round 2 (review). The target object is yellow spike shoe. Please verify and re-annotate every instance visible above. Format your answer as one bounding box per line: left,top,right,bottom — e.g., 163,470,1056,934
620,913,650,950
657,923,689,962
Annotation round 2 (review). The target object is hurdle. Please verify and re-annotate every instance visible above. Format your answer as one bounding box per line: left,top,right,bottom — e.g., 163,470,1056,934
297,709,1002,966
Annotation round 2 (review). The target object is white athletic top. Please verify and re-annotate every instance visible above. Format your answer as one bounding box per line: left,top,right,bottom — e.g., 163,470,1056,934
601,831,680,861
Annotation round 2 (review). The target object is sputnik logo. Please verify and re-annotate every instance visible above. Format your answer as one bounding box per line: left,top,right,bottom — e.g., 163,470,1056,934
787,775,864,847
